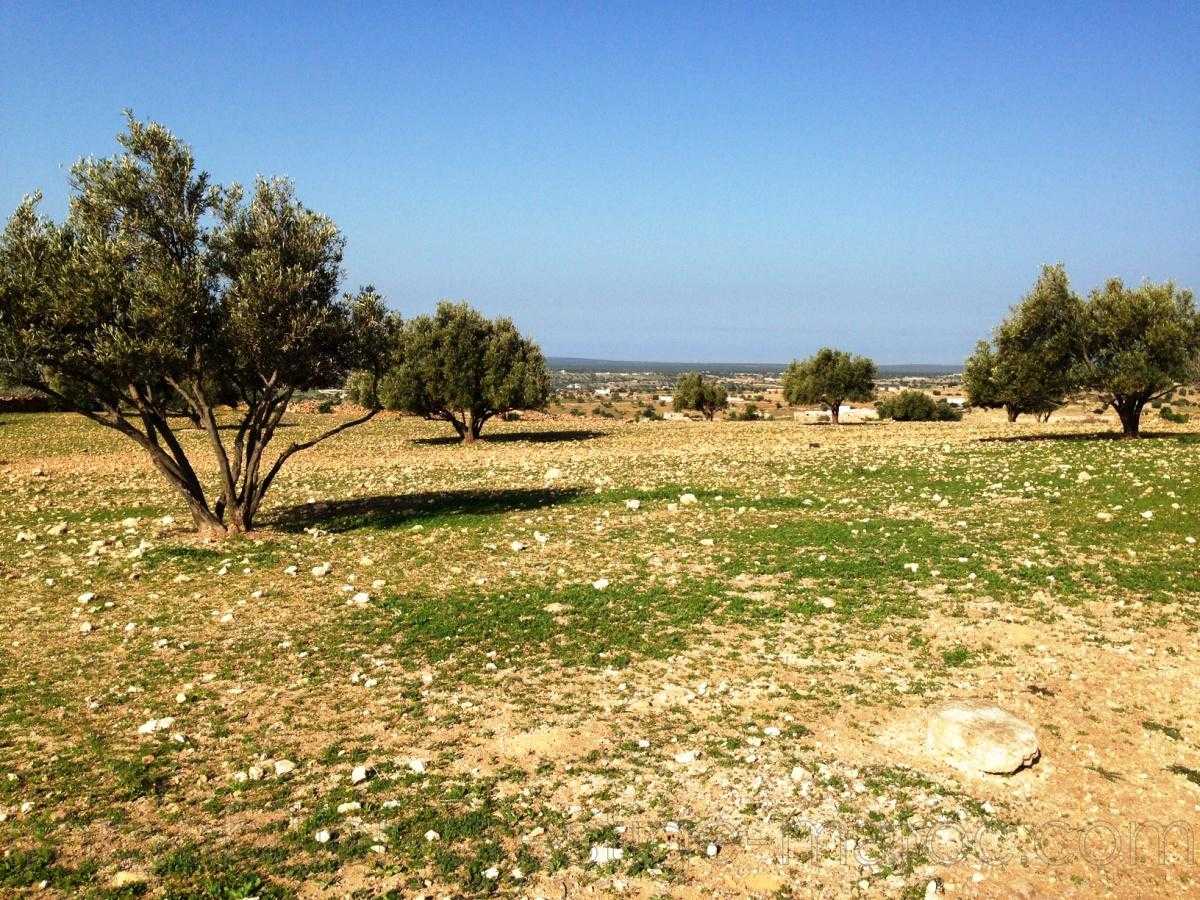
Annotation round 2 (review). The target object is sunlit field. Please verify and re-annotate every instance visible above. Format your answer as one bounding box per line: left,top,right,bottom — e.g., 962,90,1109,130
2,410,1199,898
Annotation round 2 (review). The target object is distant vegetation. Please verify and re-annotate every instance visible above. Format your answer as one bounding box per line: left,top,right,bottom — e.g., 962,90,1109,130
672,372,728,419
782,348,877,424
877,390,963,422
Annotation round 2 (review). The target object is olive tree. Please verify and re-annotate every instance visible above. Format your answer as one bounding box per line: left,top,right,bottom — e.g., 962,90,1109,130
672,372,727,420
782,348,876,424
964,264,1081,422
1075,278,1200,437
0,115,397,536
379,301,548,442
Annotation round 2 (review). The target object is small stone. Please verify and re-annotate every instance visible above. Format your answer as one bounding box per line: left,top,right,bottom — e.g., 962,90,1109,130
350,765,373,784
273,759,296,777
625,498,640,510
673,749,699,764
592,578,610,591
590,845,624,864
407,758,427,774
314,829,332,844
337,801,361,813
425,829,440,841
706,842,719,857
679,493,698,505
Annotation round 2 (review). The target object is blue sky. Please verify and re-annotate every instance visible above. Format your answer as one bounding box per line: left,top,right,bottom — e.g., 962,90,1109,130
2,2,1197,363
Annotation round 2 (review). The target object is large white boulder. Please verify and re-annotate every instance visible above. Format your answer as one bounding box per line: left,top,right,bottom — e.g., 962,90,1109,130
926,702,1039,774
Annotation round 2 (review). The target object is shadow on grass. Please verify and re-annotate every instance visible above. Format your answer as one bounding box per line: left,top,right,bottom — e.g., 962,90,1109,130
411,429,606,446
978,430,1200,444
269,487,586,533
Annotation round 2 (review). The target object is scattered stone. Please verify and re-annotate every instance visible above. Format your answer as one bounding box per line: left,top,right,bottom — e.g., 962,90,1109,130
314,829,332,844
273,759,296,777
926,702,1039,774
407,758,427,774
625,498,640,510
592,578,610,591
679,493,698,506
590,845,624,864
350,765,374,784
673,749,699,764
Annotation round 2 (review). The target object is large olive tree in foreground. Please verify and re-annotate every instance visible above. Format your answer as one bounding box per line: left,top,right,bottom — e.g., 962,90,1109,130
964,264,1080,422
1075,279,1200,437
379,301,548,443
0,116,396,536
782,347,876,424
672,372,727,420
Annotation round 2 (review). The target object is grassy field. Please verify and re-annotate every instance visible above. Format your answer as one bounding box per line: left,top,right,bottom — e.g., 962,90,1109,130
2,409,1199,898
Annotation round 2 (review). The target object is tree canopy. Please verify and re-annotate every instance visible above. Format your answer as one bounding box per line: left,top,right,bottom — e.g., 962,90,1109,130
0,114,396,535
1074,278,1200,436
968,265,1199,436
378,301,548,442
964,264,1080,422
782,348,876,424
672,372,728,420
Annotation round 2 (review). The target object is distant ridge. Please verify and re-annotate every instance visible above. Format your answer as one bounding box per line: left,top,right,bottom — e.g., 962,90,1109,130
547,357,961,377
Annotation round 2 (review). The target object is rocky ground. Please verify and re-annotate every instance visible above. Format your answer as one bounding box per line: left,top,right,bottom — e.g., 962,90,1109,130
1,408,1198,898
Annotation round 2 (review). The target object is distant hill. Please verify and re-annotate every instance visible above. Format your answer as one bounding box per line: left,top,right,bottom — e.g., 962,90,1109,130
547,357,961,377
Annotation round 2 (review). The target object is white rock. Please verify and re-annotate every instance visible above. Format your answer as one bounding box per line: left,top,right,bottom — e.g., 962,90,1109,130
510,541,527,552
314,829,332,844
544,467,563,482
407,758,427,774
484,866,499,879
273,759,296,777
592,578,610,591
425,829,440,841
350,765,373,784
926,702,1039,774
706,842,719,857
679,493,698,506
625,498,641,510
78,592,95,604
589,845,624,864
673,749,699,764
337,801,361,813
79,622,93,635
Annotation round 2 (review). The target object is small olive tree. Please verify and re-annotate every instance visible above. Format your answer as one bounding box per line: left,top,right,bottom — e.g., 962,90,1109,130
1075,278,1200,437
672,372,727,420
378,301,548,442
782,348,876,424
964,264,1079,422
0,115,397,536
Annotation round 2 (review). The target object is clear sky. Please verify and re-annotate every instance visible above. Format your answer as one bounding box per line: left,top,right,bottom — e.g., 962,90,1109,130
2,2,1197,363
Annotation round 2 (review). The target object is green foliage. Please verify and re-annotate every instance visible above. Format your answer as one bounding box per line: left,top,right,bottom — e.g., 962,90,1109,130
1075,278,1200,436
876,390,962,421
1160,405,1189,424
672,372,728,419
727,402,761,421
378,301,548,442
782,348,876,423
0,114,396,532
964,264,1080,422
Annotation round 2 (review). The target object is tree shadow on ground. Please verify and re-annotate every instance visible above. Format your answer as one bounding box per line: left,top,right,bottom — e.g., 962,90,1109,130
411,429,605,446
978,430,1200,444
268,487,587,533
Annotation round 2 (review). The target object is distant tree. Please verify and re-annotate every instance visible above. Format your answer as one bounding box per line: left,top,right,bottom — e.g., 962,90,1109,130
782,348,876,424
1074,278,1200,437
965,265,1081,422
0,115,396,536
672,372,727,420
877,390,962,422
379,301,548,442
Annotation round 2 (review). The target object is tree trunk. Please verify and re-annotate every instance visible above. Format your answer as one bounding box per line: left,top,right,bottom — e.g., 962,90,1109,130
829,402,840,425
1114,397,1143,437
1006,405,1019,423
